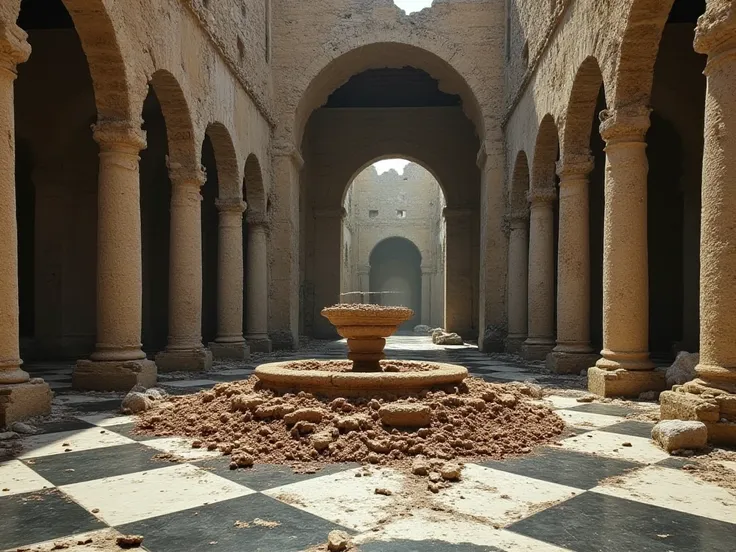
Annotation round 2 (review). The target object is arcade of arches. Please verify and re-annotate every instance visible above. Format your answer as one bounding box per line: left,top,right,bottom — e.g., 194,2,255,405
1,0,735,445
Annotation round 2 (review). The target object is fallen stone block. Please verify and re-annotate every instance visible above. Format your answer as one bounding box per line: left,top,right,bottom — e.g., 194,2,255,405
665,351,699,388
378,403,432,427
651,420,708,453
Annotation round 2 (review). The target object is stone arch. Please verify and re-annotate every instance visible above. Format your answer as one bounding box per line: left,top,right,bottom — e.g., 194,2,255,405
561,56,606,160
293,41,484,146
509,150,530,211
149,69,198,171
204,122,240,200
243,154,266,214
9,0,136,121
369,236,423,265
611,0,678,109
531,114,559,190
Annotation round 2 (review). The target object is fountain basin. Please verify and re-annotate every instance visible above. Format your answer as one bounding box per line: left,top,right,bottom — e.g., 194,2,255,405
254,360,468,398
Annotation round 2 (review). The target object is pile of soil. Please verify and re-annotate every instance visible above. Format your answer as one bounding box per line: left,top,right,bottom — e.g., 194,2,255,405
135,376,564,469
283,360,438,373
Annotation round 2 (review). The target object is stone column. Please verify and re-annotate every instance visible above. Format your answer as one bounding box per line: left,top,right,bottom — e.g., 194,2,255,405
521,187,557,360
443,207,474,337
268,143,303,349
0,22,52,424
245,211,272,352
547,154,600,373
587,106,664,397
73,121,158,391
155,167,213,372
660,6,736,445
421,268,432,326
312,208,345,338
208,198,249,360
505,209,529,353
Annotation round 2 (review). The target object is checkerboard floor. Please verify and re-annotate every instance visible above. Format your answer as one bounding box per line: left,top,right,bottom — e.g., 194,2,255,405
2,337,735,551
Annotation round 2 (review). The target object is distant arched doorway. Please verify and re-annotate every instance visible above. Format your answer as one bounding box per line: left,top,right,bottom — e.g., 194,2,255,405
369,237,422,330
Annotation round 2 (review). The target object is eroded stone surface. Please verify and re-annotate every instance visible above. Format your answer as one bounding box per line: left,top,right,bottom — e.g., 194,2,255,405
652,420,708,453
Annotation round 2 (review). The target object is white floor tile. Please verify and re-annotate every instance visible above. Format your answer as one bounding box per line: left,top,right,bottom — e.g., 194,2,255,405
556,409,626,430
593,465,736,525
77,413,137,427
60,463,254,526
264,466,406,532
142,436,223,461
0,460,54,496
540,396,586,410
558,431,670,464
18,428,135,459
483,372,537,382
432,463,578,527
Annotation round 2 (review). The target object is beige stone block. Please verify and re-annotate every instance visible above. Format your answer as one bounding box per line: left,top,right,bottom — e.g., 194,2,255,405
0,380,52,427
520,342,554,361
704,420,736,447
209,341,250,361
155,348,213,372
246,337,273,354
546,351,600,375
587,366,666,398
659,390,721,422
73,359,157,392
651,420,708,452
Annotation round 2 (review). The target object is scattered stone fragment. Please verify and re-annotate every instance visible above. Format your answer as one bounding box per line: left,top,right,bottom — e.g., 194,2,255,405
576,394,596,403
145,387,169,401
440,462,462,481
284,408,324,425
652,420,708,453
121,391,154,414
428,471,442,483
428,482,441,493
116,534,144,548
411,455,430,476
638,390,659,401
0,431,18,441
622,442,632,447
413,324,432,335
378,403,432,427
311,431,334,451
432,331,463,345
665,351,699,388
374,487,393,496
327,530,352,552
10,421,36,434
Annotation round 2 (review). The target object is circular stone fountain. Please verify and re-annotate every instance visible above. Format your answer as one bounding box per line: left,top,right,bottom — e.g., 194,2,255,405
255,304,468,397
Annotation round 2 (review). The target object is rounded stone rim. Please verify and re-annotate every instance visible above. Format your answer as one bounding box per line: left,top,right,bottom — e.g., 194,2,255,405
254,361,468,392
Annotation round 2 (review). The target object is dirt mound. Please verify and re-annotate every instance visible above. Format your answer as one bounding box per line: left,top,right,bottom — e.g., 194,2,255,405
282,360,438,373
135,376,564,469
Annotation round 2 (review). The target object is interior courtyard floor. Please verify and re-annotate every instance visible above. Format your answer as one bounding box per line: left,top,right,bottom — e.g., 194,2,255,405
1,336,735,552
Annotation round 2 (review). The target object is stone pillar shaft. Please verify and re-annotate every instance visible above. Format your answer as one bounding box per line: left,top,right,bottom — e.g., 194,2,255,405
421,270,432,326
588,107,663,397
246,213,272,352
505,210,529,353
311,209,345,338
547,156,599,374
155,167,212,371
443,207,474,337
521,188,556,360
210,198,248,360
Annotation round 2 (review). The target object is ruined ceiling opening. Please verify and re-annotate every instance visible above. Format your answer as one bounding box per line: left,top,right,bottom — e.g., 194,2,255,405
324,67,461,109
18,0,74,29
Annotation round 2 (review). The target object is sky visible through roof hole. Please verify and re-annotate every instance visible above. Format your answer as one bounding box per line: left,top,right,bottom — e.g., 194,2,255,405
393,0,434,14
373,159,411,174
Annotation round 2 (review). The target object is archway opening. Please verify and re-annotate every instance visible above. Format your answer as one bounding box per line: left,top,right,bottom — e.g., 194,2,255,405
15,0,98,360
369,237,423,331
646,0,706,361
342,160,446,329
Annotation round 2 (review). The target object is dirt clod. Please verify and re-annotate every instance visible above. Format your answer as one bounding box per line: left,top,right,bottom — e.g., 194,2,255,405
115,535,144,549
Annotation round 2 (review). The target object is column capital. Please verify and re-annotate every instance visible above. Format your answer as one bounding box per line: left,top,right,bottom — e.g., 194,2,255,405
92,120,147,153
443,207,474,220
246,211,269,229
274,140,304,169
527,186,557,205
504,208,530,225
695,1,736,58
215,198,246,214
168,164,206,188
313,207,346,220
556,153,594,180
599,106,651,144
0,22,30,72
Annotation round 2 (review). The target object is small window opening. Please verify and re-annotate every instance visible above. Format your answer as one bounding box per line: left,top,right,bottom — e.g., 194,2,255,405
397,210,406,219
369,210,379,218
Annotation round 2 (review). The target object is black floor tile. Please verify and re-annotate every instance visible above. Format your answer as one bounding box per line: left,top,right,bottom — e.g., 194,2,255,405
36,418,96,434
65,399,123,413
118,493,352,552
25,443,166,485
566,403,635,417
481,446,642,490
163,385,216,396
508,491,736,552
192,457,360,491
598,420,656,439
209,372,255,382
0,489,106,550
361,540,503,552
104,422,159,442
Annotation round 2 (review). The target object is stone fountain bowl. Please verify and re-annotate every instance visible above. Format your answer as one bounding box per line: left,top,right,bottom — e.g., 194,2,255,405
254,360,468,398
320,304,414,338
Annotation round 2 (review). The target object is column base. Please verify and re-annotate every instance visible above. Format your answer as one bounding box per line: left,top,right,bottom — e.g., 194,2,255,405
546,351,600,375
269,331,297,351
0,380,53,427
73,359,157,392
155,348,213,372
246,336,272,353
660,385,736,446
504,335,526,354
209,341,250,361
588,366,666,398
521,340,555,361
479,330,505,353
